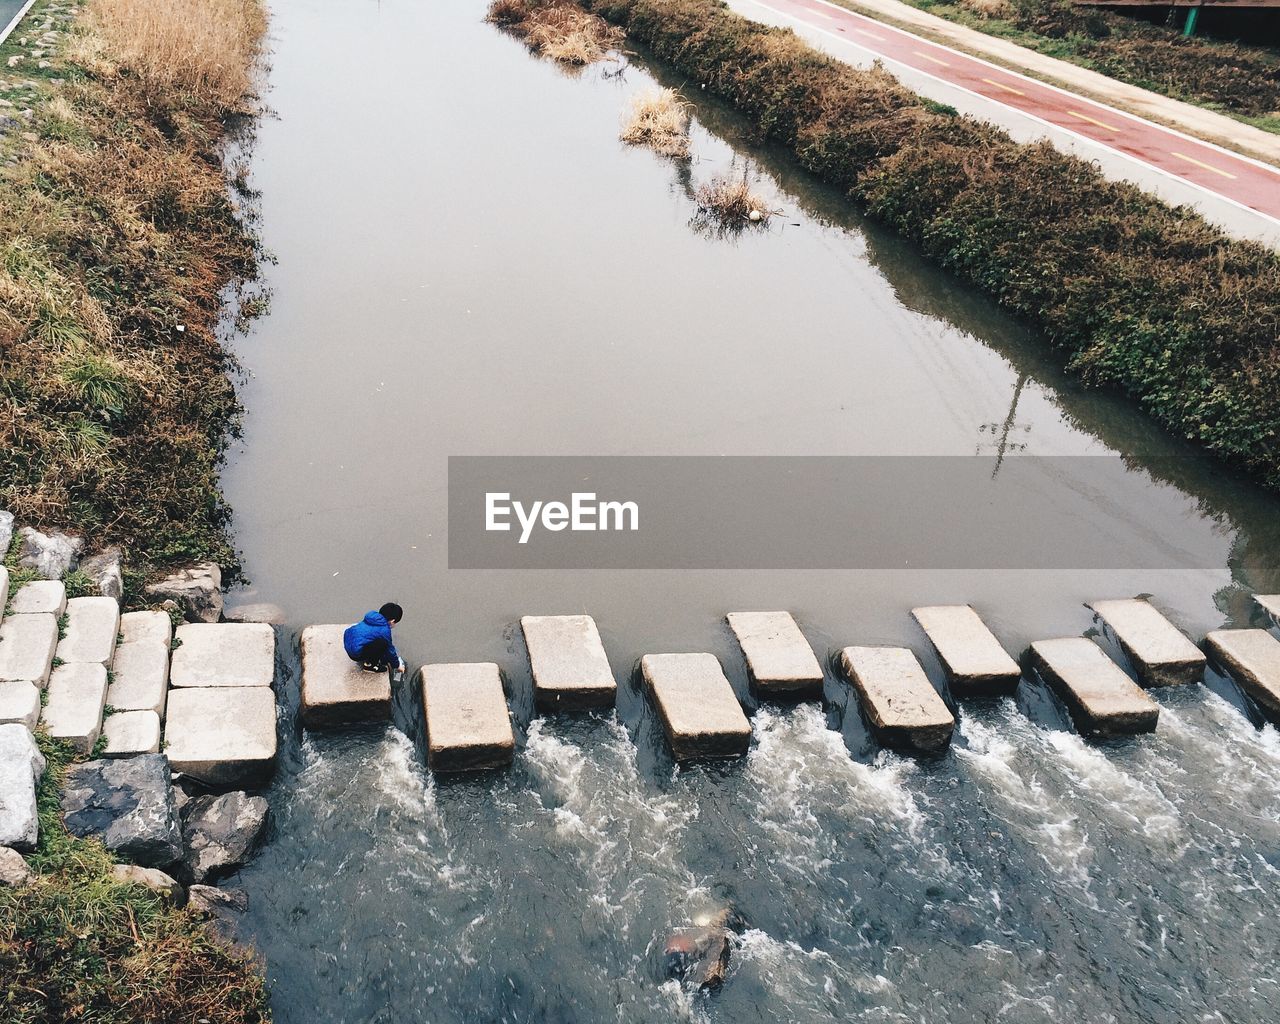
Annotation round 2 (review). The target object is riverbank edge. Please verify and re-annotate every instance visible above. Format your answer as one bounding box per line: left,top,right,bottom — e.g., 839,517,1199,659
573,0,1280,492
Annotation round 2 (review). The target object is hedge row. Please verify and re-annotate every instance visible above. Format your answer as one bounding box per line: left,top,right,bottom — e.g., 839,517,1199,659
582,0,1280,489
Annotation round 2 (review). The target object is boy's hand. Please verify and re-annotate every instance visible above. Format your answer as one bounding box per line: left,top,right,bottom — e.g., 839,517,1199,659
398,658,406,673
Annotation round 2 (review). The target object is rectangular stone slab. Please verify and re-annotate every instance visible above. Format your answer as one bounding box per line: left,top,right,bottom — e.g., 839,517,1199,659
1029,637,1159,734
0,613,58,686
1206,629,1280,717
170,623,275,688
41,662,108,754
641,653,752,762
165,686,277,786
300,624,392,727
520,615,616,709
420,662,514,771
56,596,119,666
838,646,955,751
1255,595,1280,627
0,680,40,729
9,579,66,616
1089,599,1206,687
727,611,824,699
106,641,170,717
911,605,1020,690
119,610,173,648
102,710,161,756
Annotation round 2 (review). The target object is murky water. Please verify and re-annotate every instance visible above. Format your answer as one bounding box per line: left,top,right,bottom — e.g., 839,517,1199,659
221,1,1280,1020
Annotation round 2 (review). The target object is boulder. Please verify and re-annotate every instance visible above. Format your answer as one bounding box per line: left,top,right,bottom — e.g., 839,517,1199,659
0,845,32,886
61,754,183,867
180,791,269,883
111,863,184,905
79,547,124,603
0,724,45,851
145,563,222,623
0,509,13,555
16,526,84,579
664,907,735,990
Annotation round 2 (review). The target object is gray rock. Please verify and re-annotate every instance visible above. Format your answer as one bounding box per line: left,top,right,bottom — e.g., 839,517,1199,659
16,526,84,579
79,547,123,602
223,602,286,625
0,845,32,886
0,510,13,555
145,563,222,623
187,884,249,945
61,754,182,867
111,863,184,905
180,791,269,883
0,724,45,851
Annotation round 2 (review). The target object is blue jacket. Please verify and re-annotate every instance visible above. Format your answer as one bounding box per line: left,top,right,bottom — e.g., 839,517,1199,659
344,611,400,666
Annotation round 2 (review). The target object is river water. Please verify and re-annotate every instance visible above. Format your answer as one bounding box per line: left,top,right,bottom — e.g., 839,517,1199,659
219,0,1280,1020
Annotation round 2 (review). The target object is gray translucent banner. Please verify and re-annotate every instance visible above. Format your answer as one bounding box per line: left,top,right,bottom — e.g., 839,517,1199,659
447,456,1231,570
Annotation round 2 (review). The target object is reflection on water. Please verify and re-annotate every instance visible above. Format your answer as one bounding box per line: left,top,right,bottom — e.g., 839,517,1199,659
221,0,1280,1020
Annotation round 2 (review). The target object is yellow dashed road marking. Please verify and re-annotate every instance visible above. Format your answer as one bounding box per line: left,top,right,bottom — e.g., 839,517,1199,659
1069,109,1121,133
1171,150,1238,180
912,50,950,67
981,77,1025,96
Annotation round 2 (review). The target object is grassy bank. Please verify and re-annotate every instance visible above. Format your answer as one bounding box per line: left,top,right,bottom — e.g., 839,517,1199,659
555,0,1280,491
0,0,267,576
837,0,1280,134
0,733,270,1024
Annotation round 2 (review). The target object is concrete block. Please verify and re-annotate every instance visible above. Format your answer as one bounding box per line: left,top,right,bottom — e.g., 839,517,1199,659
41,662,107,754
1089,599,1205,687
165,686,277,787
1029,637,1159,735
1206,629,1280,717
420,662,515,771
911,605,1021,691
727,611,824,698
170,623,274,688
300,624,391,727
1254,594,1280,627
0,680,40,729
106,641,170,717
839,646,954,751
0,566,6,611
55,596,119,665
0,613,58,686
8,579,66,616
520,615,616,709
640,653,751,762
119,610,173,648
102,710,162,756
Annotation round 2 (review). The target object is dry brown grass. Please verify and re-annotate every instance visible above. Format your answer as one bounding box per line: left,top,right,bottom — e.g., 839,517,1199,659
487,0,622,66
620,87,691,158
959,0,1016,19
695,173,771,224
80,0,267,112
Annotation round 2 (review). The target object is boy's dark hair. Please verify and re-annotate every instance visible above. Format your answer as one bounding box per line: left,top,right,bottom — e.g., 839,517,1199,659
379,602,403,623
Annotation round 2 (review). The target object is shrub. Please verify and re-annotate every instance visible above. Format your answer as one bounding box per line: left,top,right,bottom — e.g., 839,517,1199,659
487,0,623,65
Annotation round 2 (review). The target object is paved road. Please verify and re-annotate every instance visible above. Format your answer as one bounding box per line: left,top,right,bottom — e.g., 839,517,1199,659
752,0,1280,224
1,1,34,44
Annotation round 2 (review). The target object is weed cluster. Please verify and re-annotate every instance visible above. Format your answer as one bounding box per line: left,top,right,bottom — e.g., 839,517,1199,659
620,87,691,157
487,0,624,65
694,172,771,224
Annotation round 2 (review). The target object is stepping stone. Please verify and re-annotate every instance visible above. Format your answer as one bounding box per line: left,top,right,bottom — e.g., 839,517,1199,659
8,579,66,616
101,710,161,756
0,680,40,729
727,611,824,698
1206,629,1280,717
640,653,751,762
838,646,954,751
420,662,515,771
55,596,119,665
0,613,57,686
1029,637,1159,735
911,605,1020,691
164,687,277,786
0,723,45,851
41,662,107,754
170,623,274,688
1089,599,1205,687
120,609,173,648
520,615,616,709
106,641,170,717
299,624,392,728
1255,595,1280,627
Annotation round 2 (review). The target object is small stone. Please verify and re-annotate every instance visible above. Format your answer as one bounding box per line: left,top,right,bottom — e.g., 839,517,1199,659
188,883,249,914
144,563,222,623
119,610,173,648
8,579,66,616
0,845,32,886
79,547,123,602
61,754,183,867
181,791,269,883
55,596,119,665
111,863,184,904
223,602,286,625
0,681,40,729
41,662,107,754
0,724,45,850
16,526,84,579
102,710,161,756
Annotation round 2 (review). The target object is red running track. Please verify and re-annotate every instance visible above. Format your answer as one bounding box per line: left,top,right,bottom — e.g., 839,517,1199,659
750,0,1280,223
